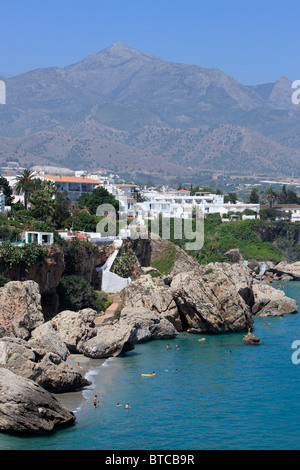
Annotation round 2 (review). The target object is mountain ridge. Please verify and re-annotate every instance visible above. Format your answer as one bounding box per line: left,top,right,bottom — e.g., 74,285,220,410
0,43,299,178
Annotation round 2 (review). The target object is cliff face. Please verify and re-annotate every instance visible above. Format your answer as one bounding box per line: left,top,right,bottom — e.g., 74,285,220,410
0,246,65,295
0,242,115,318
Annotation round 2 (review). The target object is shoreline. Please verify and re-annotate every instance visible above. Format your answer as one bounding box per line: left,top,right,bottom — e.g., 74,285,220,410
57,354,107,412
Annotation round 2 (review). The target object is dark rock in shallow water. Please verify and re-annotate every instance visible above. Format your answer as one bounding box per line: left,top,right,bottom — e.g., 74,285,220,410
243,334,260,345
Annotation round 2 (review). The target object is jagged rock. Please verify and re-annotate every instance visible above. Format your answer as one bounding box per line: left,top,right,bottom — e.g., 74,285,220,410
120,274,182,331
0,281,44,340
30,322,69,360
0,337,90,393
171,266,253,334
0,368,76,434
51,308,97,354
197,262,255,308
243,334,260,344
252,283,298,317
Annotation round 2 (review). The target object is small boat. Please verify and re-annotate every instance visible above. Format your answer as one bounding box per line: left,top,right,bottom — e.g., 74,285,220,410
141,373,155,377
198,338,206,342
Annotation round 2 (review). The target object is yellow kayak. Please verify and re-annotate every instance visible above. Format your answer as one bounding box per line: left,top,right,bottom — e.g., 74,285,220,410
141,373,155,377
198,338,206,342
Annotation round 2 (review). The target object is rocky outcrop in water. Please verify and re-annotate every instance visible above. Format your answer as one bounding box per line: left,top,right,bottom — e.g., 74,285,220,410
243,333,260,344
171,266,253,334
0,368,76,434
267,261,300,281
252,283,298,317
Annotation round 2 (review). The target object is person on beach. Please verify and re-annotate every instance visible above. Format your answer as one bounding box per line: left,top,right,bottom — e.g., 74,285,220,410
77,362,82,369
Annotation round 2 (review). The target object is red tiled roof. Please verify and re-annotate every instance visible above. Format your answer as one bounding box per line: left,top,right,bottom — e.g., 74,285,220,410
38,174,100,184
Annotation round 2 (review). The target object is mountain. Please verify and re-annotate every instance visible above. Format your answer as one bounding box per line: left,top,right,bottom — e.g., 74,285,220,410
0,43,299,178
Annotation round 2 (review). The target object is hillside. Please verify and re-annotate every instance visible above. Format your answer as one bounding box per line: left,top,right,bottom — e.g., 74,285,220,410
0,43,299,178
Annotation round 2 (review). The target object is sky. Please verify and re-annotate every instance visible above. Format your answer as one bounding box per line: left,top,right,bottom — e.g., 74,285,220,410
0,0,299,85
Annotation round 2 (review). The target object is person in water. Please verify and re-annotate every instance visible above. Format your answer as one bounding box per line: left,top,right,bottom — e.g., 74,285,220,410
93,395,98,408
125,403,130,409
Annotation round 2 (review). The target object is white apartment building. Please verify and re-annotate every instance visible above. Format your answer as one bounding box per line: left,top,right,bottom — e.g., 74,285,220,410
129,190,260,221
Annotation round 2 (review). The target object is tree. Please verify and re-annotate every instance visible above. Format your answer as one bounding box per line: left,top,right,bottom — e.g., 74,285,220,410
53,191,72,229
0,176,13,206
261,187,278,208
225,193,238,204
248,188,259,204
77,186,119,214
286,189,299,204
29,181,56,223
14,169,35,210
278,185,287,204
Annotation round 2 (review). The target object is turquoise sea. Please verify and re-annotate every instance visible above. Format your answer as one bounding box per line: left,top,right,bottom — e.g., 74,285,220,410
1,281,300,450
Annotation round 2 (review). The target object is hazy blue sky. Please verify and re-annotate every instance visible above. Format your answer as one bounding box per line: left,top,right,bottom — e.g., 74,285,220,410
0,0,298,84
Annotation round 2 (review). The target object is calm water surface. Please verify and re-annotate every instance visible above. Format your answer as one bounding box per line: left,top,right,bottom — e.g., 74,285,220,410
1,281,300,450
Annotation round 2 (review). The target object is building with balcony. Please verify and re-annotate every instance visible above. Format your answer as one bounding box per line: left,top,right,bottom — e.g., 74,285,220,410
37,174,100,200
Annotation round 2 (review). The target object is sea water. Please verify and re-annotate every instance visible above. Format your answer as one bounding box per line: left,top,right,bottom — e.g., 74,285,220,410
1,281,300,450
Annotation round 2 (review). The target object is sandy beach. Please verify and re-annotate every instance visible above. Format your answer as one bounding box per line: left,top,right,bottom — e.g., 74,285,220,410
57,354,106,412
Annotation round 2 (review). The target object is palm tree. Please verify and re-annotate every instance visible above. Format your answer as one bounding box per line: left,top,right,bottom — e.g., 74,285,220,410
14,169,35,210
261,187,278,208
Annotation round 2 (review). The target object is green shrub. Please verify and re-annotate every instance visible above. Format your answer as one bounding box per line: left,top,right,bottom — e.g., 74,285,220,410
0,275,10,287
57,275,100,312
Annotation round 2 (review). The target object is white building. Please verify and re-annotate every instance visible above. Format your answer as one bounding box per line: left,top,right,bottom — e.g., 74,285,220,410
24,231,54,246
37,174,100,200
130,190,260,221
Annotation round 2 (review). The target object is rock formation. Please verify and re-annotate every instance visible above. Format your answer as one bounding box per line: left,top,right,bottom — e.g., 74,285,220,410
51,308,97,354
0,336,90,393
120,274,182,331
243,333,260,345
267,261,300,281
252,283,298,317
0,281,44,340
83,319,138,358
171,267,253,334
0,368,76,434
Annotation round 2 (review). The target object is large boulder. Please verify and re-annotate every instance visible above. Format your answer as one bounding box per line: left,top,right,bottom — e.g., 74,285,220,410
0,281,44,340
83,320,138,359
0,337,90,393
0,368,75,434
120,307,178,343
51,308,97,354
30,322,69,360
120,274,182,331
252,283,298,317
171,266,253,334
